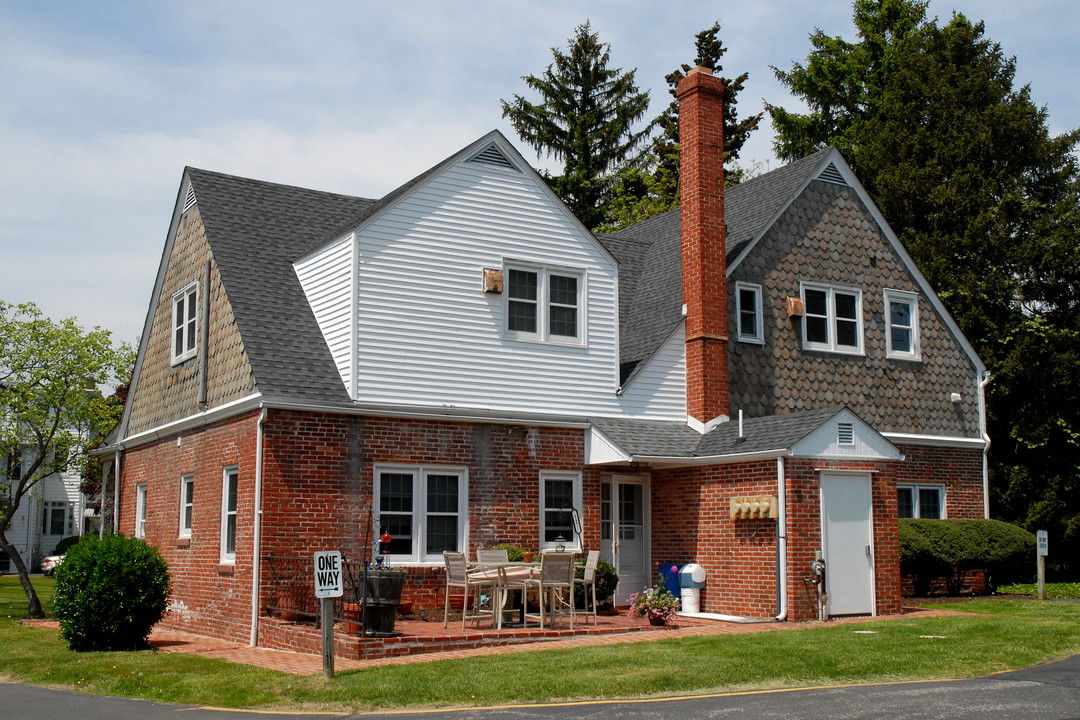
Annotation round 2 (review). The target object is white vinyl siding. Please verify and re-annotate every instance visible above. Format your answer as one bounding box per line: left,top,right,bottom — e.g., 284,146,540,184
295,237,355,396
616,329,687,420
299,144,624,417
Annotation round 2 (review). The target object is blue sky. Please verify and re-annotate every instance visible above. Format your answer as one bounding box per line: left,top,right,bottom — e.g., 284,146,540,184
2,0,1077,345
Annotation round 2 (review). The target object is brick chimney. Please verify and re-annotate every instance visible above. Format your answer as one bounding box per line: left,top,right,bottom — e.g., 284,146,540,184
677,66,729,431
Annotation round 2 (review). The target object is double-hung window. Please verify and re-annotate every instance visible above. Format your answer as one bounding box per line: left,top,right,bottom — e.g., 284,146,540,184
506,264,583,344
220,467,238,562
897,483,944,519
736,282,764,344
135,483,147,539
179,474,194,539
801,283,863,354
540,471,582,551
41,501,70,537
884,290,920,360
375,466,467,563
172,282,199,364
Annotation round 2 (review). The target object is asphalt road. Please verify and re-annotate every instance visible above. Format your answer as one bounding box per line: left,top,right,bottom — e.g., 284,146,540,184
2,653,1078,719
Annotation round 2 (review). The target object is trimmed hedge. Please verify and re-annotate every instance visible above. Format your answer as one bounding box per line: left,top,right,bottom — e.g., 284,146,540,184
52,534,171,651
53,535,82,555
900,518,1035,595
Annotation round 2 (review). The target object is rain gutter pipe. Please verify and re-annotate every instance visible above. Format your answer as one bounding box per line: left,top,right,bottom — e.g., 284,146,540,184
249,407,268,647
774,456,788,622
978,370,991,518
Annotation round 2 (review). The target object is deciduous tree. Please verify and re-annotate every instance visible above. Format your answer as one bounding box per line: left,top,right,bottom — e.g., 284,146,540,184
0,301,132,617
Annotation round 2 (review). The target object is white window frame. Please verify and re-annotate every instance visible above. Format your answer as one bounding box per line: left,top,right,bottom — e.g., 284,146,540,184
135,483,147,539
42,501,71,537
179,474,194,539
503,262,586,346
884,289,921,361
735,282,764,344
801,282,864,355
374,465,468,564
220,466,239,563
897,483,945,519
539,471,583,552
171,281,199,364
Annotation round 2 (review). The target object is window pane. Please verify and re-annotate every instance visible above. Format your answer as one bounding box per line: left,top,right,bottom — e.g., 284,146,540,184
544,510,572,542
805,289,827,316
739,288,758,338
549,305,577,337
891,326,911,354
918,488,941,519
426,515,457,553
508,300,537,332
897,488,914,518
226,515,236,554
227,472,238,513
380,473,413,512
544,479,574,542
508,269,537,300
890,300,910,327
50,506,66,535
382,514,413,554
600,483,611,541
834,292,857,320
805,315,828,344
175,326,184,357
549,275,577,306
836,318,858,347
426,474,458,513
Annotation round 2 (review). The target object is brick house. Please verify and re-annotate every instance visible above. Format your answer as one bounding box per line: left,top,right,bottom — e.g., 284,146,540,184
98,67,987,646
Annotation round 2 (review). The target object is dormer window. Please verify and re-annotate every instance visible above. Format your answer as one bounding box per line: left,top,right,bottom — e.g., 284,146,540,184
172,282,199,364
505,264,583,344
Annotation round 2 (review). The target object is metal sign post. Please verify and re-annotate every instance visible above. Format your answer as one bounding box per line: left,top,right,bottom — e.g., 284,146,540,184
1036,531,1048,601
314,551,344,678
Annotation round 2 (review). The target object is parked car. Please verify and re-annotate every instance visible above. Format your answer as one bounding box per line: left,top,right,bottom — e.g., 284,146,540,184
41,554,63,576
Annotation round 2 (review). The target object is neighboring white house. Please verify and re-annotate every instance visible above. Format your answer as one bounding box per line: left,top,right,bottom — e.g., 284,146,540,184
1,451,86,573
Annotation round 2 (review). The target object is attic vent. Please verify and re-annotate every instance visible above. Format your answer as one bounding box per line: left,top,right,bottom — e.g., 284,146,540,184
837,422,855,445
469,145,518,171
817,162,848,186
182,182,197,213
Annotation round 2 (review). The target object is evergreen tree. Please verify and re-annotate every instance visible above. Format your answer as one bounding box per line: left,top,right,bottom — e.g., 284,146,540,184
767,0,1080,573
501,21,653,230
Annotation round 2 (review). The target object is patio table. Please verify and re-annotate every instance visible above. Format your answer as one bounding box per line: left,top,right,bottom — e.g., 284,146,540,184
468,561,539,629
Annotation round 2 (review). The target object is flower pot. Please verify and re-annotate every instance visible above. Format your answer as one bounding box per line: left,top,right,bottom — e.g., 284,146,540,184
522,552,534,563
648,616,667,626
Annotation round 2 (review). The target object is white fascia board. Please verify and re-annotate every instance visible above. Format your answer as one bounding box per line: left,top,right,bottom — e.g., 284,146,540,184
883,432,988,450
119,393,264,449
118,168,198,442
626,448,790,469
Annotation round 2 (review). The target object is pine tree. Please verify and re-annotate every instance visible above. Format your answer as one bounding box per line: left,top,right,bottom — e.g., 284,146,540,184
501,21,653,230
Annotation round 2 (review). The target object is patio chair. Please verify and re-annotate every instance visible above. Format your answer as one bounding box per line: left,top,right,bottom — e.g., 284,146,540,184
476,548,509,563
573,550,600,625
523,551,575,629
443,551,498,630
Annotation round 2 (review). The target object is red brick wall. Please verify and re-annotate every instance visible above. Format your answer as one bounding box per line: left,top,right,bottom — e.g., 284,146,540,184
119,410,261,642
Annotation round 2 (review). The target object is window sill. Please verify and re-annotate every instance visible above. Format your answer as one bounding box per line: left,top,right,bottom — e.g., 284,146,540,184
176,537,191,548
217,563,235,575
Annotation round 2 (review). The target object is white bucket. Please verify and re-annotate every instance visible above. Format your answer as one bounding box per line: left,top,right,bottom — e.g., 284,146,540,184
680,586,700,614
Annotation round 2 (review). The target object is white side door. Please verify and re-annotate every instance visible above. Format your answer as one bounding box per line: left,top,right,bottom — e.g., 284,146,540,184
602,475,649,606
820,472,875,616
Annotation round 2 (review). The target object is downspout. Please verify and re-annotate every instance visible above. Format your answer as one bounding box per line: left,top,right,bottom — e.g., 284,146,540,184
774,456,788,622
978,370,992,518
249,407,268,647
112,449,122,535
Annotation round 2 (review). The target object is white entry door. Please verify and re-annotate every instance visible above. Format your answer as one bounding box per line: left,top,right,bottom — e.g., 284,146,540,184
602,475,649,605
820,472,875,616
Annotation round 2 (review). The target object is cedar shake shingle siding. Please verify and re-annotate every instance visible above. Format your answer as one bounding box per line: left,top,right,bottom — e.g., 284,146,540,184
126,206,256,436
727,179,980,437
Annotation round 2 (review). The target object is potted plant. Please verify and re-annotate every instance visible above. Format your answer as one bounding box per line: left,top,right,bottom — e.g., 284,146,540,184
359,560,407,636
627,584,681,626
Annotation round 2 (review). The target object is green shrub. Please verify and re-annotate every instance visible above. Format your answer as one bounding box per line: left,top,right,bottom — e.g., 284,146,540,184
53,535,82,555
900,518,1035,595
594,557,618,602
52,534,171,651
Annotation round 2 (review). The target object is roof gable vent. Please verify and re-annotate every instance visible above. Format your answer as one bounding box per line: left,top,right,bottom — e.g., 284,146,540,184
837,421,855,445
817,162,848,186
182,182,197,213
468,144,518,171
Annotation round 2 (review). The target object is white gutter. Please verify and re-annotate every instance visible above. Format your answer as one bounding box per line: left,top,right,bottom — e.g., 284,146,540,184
880,432,986,449
249,407,268,647
628,448,790,468
978,370,992,518
775,456,788,621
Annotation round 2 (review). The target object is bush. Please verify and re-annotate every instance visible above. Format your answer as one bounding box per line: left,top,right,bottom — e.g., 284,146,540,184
52,534,171,651
53,535,82,555
900,518,1035,595
594,557,618,602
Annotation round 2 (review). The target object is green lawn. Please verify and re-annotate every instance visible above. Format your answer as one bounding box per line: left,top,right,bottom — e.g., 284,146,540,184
2,575,1079,712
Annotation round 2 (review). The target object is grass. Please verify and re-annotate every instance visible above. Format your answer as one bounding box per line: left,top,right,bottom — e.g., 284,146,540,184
2,575,1080,712
996,582,1080,599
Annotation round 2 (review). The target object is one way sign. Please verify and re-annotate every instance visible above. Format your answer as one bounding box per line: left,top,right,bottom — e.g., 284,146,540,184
313,551,343,598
